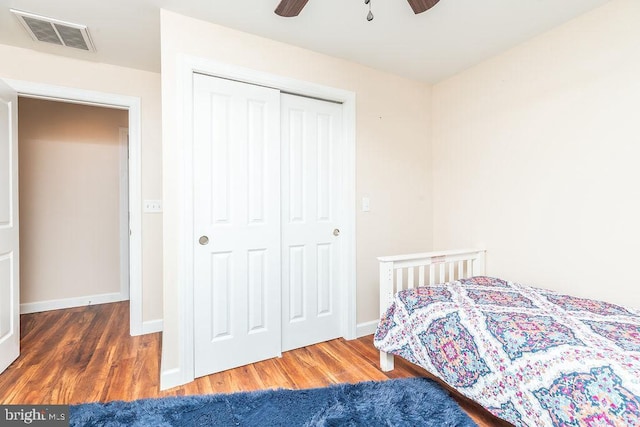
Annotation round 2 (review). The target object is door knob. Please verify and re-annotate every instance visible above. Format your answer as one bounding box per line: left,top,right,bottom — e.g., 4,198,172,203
333,229,340,237
199,236,210,245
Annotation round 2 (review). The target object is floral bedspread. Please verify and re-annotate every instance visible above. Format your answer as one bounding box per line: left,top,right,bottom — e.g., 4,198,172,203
373,276,640,426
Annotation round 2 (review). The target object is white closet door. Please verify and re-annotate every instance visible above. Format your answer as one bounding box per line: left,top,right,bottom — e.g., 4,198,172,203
193,74,281,377
0,79,19,375
281,94,343,352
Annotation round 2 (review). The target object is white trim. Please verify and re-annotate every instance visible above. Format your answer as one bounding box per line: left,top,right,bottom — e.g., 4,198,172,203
4,78,144,337
118,128,130,303
127,102,143,337
142,319,163,334
171,55,357,388
342,87,357,341
356,320,379,338
20,292,127,314
160,368,183,391
176,57,195,389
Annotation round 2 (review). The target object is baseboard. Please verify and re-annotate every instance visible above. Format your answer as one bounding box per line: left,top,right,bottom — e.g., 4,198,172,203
20,292,128,314
356,320,379,338
160,367,188,391
142,319,163,334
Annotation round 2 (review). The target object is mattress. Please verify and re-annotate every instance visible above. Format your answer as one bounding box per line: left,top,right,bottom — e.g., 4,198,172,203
373,276,640,426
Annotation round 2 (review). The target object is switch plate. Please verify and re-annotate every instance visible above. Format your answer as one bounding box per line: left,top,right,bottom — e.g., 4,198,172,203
144,200,163,213
362,197,370,212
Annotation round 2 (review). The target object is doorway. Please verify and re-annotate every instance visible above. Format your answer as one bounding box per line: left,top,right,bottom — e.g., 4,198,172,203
18,97,129,313
4,78,143,336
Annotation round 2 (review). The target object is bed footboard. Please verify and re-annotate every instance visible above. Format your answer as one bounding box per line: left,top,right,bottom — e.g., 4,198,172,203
377,249,486,371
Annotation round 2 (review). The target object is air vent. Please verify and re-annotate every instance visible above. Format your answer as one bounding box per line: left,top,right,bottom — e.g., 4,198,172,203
10,9,95,52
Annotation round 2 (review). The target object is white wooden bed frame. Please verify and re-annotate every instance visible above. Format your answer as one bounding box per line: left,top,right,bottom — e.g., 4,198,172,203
378,248,486,371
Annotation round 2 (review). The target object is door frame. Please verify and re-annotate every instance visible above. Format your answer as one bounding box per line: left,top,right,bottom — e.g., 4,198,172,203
171,55,357,387
118,127,130,302
3,79,145,336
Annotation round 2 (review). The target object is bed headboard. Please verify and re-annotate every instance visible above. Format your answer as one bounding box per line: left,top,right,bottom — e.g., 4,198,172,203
378,249,486,317
376,248,486,371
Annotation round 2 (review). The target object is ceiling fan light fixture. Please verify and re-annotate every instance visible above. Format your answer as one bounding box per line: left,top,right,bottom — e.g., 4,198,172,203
275,0,439,20
274,0,310,17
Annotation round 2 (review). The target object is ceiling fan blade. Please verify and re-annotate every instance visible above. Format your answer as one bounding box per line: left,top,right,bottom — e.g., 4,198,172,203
406,0,441,14
275,0,310,17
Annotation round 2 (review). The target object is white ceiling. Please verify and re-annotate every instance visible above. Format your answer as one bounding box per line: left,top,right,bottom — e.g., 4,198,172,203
0,0,611,83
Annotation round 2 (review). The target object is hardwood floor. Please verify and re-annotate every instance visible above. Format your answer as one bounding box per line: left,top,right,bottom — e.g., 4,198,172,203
0,302,509,426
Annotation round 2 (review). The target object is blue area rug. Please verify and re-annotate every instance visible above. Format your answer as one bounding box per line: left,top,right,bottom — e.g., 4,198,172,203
70,378,476,426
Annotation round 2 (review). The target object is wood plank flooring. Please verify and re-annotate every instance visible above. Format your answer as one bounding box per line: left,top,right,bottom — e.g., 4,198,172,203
0,302,509,426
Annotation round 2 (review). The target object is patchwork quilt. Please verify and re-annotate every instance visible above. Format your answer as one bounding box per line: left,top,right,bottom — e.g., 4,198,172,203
374,277,640,426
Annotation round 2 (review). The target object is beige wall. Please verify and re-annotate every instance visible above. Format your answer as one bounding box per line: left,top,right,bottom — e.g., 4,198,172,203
0,43,163,322
432,0,640,308
19,98,127,303
160,10,433,373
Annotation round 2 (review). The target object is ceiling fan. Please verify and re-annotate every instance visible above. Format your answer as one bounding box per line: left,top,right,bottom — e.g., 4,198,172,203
275,0,441,18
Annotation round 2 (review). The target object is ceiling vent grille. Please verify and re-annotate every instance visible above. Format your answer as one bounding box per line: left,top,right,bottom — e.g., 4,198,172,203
10,9,95,52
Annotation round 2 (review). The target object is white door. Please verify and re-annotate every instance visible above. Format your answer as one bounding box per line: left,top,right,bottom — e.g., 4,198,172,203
193,74,281,377
281,94,343,351
0,79,19,374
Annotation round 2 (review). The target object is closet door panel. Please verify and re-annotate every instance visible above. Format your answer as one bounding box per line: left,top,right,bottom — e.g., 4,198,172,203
193,74,281,377
281,94,343,352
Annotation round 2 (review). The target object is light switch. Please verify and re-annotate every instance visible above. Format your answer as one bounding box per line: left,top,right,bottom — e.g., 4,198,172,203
362,197,370,212
144,200,163,213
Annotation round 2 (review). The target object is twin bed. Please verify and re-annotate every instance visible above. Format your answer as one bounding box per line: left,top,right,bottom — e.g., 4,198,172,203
373,249,640,426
